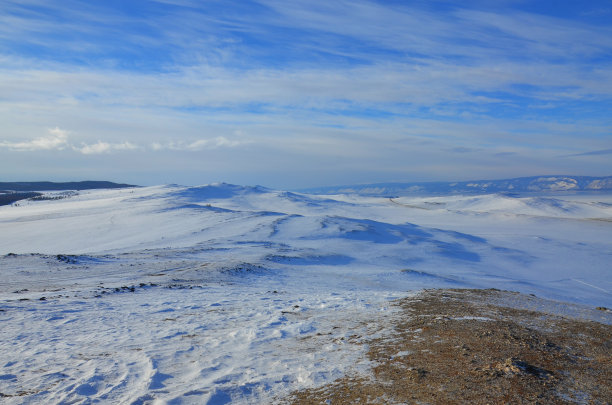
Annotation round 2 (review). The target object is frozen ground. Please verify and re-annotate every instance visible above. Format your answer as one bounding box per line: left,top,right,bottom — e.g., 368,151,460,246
1,184,611,403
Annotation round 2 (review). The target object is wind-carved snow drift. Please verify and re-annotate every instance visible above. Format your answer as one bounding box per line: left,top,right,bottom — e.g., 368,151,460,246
0,183,611,403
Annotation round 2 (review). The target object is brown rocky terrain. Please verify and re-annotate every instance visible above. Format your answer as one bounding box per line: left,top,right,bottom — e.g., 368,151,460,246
287,289,612,404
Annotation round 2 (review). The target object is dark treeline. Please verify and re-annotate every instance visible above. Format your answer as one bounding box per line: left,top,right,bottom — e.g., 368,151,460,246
0,192,42,206
0,181,136,192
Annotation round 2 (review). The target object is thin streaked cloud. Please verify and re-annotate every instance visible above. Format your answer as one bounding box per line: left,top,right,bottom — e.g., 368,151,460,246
151,137,245,151
565,149,612,157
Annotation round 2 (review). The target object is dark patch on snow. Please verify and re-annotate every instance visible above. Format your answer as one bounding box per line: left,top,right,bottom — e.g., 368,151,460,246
55,254,114,265
266,254,354,266
219,263,268,276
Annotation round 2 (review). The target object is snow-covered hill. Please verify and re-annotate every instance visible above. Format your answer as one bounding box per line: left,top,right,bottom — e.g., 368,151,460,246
1,183,611,403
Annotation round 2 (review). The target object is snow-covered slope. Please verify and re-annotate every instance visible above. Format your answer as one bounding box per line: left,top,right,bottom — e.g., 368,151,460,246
392,193,612,219
1,183,611,403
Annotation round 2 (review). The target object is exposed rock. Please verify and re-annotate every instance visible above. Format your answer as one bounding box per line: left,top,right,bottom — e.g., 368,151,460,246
288,289,612,404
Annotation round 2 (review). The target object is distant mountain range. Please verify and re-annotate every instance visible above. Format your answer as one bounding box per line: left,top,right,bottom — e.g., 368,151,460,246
0,181,136,192
300,176,612,196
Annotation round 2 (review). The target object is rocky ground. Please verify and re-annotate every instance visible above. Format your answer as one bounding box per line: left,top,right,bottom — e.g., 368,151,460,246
287,289,612,404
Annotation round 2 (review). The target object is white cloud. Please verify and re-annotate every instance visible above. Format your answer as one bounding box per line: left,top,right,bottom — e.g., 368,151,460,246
0,127,69,151
186,137,242,150
151,137,244,151
74,141,139,155
0,128,140,155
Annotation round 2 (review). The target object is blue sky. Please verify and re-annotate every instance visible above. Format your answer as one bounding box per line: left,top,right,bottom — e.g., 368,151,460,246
1,0,611,188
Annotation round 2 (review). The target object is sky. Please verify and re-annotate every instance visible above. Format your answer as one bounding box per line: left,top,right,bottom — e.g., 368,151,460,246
1,0,611,189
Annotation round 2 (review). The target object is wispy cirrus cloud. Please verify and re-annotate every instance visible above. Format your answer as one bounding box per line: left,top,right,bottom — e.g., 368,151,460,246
565,149,612,157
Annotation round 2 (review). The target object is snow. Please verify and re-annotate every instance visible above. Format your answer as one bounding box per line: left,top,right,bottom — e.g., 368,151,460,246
1,184,611,403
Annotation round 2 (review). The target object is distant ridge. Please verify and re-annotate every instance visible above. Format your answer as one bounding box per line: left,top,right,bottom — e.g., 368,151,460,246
300,176,612,196
0,181,137,192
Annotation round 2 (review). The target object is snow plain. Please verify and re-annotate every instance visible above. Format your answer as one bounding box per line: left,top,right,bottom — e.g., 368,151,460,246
1,184,611,403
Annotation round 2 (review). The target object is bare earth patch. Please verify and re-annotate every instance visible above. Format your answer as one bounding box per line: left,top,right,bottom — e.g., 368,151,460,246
287,289,612,404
